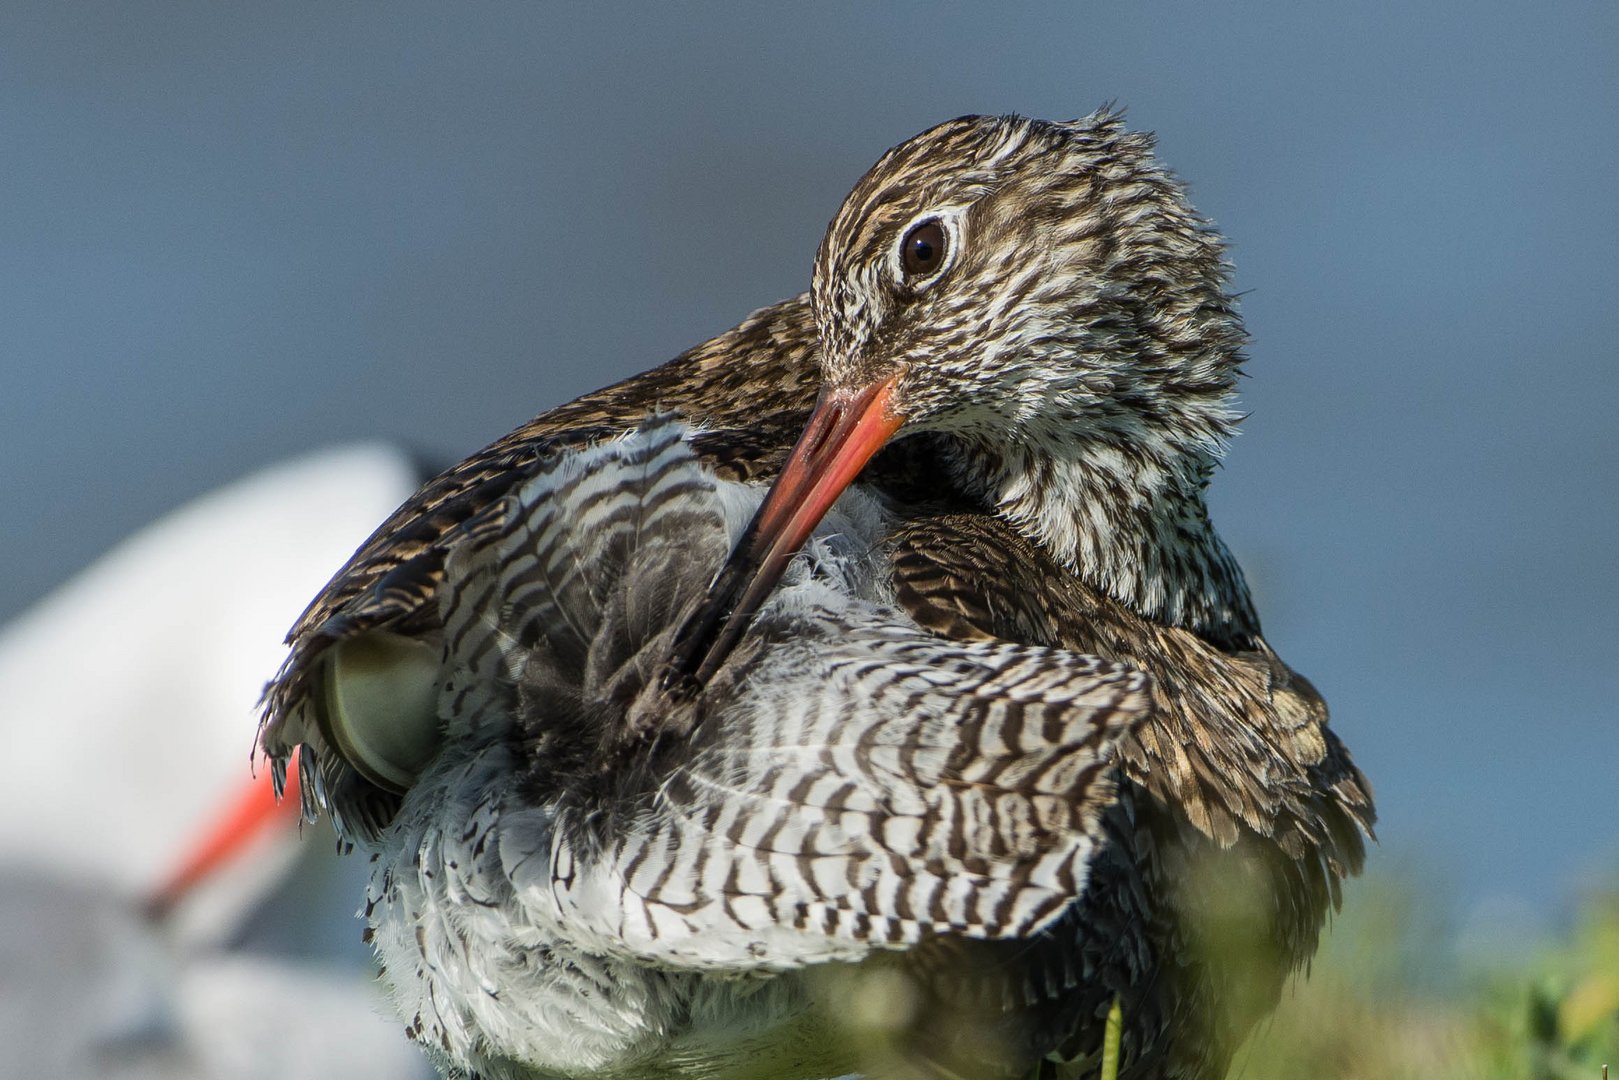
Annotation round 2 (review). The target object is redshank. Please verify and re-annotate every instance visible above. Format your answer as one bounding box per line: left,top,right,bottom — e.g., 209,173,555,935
261,110,1374,1079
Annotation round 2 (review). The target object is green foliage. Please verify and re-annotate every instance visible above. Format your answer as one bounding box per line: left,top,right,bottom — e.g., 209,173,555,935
1228,877,1618,1080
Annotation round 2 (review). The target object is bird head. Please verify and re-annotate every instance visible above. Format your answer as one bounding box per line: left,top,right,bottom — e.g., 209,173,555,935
812,110,1243,450
670,110,1249,688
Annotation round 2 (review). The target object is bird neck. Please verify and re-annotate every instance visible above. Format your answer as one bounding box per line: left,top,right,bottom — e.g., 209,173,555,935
948,427,1261,646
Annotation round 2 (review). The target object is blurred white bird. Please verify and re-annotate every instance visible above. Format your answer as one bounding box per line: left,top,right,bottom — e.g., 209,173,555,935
0,444,434,1079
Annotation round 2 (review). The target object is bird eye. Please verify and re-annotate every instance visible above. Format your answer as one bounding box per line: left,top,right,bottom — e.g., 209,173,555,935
899,218,948,282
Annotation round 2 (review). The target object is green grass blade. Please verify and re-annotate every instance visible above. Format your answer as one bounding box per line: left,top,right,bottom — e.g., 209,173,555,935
1101,995,1123,1080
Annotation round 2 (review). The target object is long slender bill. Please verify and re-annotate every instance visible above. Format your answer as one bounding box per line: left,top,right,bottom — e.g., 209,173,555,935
666,375,902,692
143,751,302,920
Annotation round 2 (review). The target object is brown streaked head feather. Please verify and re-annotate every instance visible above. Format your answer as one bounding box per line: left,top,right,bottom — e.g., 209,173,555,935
812,111,1243,455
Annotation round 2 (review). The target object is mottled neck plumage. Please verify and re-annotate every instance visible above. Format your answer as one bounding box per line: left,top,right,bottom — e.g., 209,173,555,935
944,424,1260,648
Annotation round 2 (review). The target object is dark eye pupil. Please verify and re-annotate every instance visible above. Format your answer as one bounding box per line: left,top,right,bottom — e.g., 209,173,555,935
901,220,947,279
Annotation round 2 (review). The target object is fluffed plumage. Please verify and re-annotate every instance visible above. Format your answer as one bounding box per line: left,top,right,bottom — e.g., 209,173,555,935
260,109,1374,1079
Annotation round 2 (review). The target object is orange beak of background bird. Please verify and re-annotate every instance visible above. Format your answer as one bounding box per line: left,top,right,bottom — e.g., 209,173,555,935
668,374,903,691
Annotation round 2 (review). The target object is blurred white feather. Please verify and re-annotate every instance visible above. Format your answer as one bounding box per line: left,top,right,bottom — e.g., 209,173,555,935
0,444,431,1078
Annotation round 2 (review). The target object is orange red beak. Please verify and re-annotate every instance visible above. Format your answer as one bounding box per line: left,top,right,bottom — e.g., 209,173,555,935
668,375,903,691
144,751,302,920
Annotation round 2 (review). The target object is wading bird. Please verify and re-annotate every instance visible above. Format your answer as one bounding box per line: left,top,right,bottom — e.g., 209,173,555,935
261,110,1374,1079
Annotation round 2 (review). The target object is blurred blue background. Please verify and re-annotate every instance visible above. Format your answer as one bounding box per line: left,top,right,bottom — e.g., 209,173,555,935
2,2,1614,940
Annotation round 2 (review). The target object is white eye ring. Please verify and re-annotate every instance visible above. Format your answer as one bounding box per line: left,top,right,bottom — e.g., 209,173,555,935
893,211,960,290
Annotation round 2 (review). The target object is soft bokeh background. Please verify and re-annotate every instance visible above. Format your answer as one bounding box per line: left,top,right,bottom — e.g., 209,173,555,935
2,0,1614,958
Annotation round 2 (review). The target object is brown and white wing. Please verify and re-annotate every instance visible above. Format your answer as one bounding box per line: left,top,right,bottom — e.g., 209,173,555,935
505,621,1150,971
397,416,1152,972
258,295,820,770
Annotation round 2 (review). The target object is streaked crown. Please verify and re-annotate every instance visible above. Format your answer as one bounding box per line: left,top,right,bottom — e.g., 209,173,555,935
811,110,1245,463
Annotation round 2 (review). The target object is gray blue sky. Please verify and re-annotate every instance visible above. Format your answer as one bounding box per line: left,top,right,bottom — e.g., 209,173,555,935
3,3,1615,933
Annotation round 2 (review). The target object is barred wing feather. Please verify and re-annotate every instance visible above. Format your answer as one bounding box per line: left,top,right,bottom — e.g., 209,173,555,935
434,418,1151,971
581,632,1151,967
